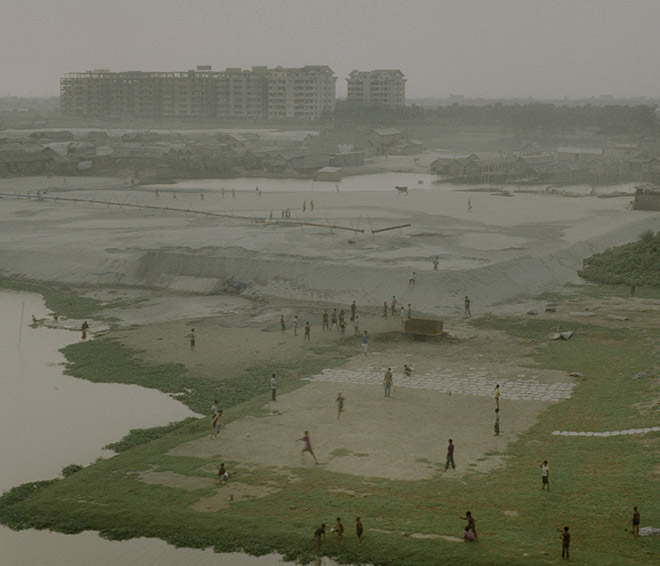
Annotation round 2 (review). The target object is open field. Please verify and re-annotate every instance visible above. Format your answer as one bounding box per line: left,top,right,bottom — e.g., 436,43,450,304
1,174,659,564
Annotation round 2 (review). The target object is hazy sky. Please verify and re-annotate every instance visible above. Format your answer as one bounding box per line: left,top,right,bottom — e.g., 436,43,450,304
2,0,660,99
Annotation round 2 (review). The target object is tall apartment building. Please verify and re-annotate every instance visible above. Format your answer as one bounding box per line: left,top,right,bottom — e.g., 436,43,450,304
346,69,406,107
60,65,336,121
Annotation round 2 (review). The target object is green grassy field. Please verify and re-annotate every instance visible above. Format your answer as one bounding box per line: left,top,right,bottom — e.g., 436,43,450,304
1,282,659,565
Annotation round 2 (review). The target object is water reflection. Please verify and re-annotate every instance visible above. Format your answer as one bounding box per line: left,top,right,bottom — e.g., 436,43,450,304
0,290,317,565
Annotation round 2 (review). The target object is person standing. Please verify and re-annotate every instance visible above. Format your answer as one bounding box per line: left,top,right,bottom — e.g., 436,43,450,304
384,368,393,397
310,199,314,211
400,306,405,326
464,296,471,318
445,439,456,470
361,330,369,355
353,315,360,336
211,399,220,431
433,256,439,271
355,516,364,545
560,526,570,560
408,272,416,286
336,392,345,419
302,200,306,212
494,384,500,409
391,295,397,315
541,460,550,491
339,320,346,340
293,315,299,336
212,409,223,438
188,327,196,351
467,198,472,212
407,303,412,320
270,374,277,401
494,408,500,436
333,517,345,541
81,320,89,340
330,308,338,330
632,506,640,538
298,430,319,464
350,300,357,321
280,315,286,333
322,309,329,330
304,321,311,342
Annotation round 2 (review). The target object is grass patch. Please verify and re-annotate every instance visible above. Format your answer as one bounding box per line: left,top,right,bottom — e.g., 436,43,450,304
2,286,660,565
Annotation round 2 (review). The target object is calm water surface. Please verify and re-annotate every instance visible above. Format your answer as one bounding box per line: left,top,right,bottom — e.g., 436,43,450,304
0,290,328,565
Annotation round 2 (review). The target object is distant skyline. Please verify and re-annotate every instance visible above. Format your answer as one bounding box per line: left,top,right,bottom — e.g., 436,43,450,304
2,0,660,100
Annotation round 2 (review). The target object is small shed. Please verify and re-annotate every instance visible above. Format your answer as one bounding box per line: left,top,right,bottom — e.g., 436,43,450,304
633,184,660,210
316,166,342,182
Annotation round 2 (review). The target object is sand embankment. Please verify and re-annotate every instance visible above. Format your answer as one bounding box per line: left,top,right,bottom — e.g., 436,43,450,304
0,176,656,314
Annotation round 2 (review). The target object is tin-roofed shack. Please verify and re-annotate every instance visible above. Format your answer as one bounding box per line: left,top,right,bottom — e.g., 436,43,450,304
633,184,660,210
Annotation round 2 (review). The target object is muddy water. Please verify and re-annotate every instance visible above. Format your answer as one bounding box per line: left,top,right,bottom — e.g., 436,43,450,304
0,290,319,566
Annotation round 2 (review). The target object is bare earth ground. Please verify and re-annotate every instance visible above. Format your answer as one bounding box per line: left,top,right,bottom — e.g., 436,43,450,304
2,175,660,503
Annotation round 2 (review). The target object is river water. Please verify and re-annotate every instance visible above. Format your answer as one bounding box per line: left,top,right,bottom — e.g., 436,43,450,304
0,290,326,565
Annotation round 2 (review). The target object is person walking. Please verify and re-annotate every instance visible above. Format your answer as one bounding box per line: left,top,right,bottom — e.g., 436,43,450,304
464,296,471,318
355,516,364,545
541,460,550,491
270,374,277,401
461,511,477,538
361,330,369,355
560,527,570,560
336,392,345,419
298,431,319,464
445,439,456,471
212,409,223,438
304,321,311,342
384,368,393,397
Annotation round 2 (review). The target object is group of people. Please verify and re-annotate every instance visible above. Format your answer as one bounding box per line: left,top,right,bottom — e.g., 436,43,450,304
313,516,363,549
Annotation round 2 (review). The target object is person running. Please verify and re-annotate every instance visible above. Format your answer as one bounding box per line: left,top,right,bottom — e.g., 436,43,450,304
494,384,500,409
560,526,570,559
384,368,393,397
336,392,345,419
361,330,369,355
541,460,550,490
445,439,456,470
312,523,326,549
461,511,477,538
188,327,196,351
632,506,640,538
280,315,286,333
322,309,329,330
494,408,500,436
332,517,345,541
356,516,364,545
297,431,319,464
304,321,311,342
270,374,277,401
464,296,471,318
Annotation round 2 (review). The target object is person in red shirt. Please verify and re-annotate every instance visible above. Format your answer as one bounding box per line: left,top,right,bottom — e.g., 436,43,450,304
297,431,319,464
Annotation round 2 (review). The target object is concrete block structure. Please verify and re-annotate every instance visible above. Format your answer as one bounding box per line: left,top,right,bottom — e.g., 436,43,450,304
61,65,336,121
346,69,406,107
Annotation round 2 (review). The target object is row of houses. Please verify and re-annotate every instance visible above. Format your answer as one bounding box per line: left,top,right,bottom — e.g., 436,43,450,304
430,145,660,184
